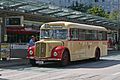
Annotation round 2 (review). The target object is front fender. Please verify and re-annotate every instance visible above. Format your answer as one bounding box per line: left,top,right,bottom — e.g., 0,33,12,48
51,46,68,58
27,46,35,58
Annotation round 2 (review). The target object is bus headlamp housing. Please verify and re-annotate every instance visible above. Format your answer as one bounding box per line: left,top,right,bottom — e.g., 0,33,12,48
29,50,33,55
53,52,58,57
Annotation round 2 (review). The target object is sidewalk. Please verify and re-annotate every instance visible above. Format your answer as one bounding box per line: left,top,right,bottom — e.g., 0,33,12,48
108,50,120,55
0,58,29,68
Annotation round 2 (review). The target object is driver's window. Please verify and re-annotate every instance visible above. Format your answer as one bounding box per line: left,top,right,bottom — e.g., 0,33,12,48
40,29,50,39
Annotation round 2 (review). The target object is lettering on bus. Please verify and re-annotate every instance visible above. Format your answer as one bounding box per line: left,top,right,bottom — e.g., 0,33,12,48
50,26,63,29
44,25,63,29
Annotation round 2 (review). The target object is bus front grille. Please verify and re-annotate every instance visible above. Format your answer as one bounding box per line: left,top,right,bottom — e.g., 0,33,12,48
35,42,46,57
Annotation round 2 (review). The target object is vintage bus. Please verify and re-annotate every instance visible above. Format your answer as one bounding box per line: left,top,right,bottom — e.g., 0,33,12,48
27,21,108,66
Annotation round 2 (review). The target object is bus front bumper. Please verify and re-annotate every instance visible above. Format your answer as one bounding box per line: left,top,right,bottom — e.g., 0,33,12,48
35,57,61,61
28,56,61,61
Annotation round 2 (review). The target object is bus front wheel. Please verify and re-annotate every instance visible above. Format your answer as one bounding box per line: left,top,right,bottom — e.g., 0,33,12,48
29,59,37,66
2,58,7,61
60,50,70,66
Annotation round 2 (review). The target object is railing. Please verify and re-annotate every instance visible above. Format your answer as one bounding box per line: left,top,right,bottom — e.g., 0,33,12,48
0,43,28,60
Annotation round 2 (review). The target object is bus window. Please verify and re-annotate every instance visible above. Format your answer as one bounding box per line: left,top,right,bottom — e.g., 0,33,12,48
98,31,107,40
86,30,92,40
85,30,98,40
40,29,67,40
70,28,79,40
98,31,102,40
102,31,107,40
91,30,98,40
79,29,86,40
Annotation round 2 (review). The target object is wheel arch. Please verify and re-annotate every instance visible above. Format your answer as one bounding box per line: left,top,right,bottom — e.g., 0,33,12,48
63,48,71,61
94,47,101,60
51,46,71,60
95,47,101,54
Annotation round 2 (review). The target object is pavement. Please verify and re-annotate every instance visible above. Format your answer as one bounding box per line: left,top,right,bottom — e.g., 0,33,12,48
0,50,120,68
108,50,120,56
0,58,29,68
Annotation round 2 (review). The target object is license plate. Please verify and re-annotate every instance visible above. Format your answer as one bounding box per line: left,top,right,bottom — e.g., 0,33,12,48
36,61,44,64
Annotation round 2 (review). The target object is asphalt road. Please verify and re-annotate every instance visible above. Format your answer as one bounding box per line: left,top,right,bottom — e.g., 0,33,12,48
0,51,120,80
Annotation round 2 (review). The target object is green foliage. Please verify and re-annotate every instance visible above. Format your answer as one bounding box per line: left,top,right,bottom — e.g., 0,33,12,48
68,1,92,12
87,6,109,18
68,2,109,18
109,11,119,20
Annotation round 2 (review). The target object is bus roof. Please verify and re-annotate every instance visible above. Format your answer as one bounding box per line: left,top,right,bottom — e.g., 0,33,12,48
41,21,107,31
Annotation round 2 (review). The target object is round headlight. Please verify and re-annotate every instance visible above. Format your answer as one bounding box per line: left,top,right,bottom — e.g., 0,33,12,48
53,52,58,57
29,50,33,55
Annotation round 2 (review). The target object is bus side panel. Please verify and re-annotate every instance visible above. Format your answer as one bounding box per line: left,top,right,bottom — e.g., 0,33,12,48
85,41,108,58
67,41,86,61
101,41,108,56
85,41,97,58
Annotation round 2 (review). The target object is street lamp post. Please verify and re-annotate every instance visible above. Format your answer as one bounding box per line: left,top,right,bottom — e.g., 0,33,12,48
118,0,120,41
0,18,2,59
117,0,120,50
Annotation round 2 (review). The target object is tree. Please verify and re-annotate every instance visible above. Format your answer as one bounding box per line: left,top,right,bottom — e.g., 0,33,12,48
87,6,109,18
109,11,119,20
68,2,109,18
68,1,92,13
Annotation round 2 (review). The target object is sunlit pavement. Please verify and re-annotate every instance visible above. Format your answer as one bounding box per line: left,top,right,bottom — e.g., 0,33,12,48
0,51,120,80
101,50,120,60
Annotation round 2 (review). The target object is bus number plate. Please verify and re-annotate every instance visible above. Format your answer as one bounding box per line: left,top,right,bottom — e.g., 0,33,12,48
36,61,44,64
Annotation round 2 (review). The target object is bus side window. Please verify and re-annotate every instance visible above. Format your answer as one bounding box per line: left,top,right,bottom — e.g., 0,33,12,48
86,30,93,40
85,30,98,40
79,29,86,40
70,28,79,40
91,30,98,40
102,31,107,40
98,31,103,40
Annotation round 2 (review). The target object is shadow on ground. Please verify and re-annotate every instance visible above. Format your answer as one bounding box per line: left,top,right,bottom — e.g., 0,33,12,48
1,51,120,69
1,58,120,70
36,59,120,69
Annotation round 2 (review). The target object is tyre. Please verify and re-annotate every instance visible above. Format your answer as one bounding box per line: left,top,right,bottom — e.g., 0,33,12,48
60,50,70,66
94,49,100,61
2,58,7,61
29,59,37,66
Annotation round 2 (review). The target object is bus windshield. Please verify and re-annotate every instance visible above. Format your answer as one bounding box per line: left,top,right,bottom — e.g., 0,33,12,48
40,29,68,40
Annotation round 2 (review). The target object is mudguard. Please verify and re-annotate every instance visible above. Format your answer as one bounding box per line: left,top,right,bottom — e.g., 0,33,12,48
27,46,35,58
51,46,69,59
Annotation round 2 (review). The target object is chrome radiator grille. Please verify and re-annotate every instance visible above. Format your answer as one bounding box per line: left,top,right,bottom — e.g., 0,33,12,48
35,42,46,57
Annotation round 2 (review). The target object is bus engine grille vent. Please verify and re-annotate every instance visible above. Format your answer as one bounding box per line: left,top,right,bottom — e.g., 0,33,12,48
36,42,46,57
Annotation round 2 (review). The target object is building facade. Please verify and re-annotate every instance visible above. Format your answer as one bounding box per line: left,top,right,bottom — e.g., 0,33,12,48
36,0,120,12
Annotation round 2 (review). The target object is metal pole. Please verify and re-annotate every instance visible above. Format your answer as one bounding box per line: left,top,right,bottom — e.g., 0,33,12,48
0,17,2,59
117,0,120,50
0,21,1,59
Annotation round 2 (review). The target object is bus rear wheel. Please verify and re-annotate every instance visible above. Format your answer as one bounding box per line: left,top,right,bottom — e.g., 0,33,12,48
29,59,37,66
94,49,100,61
60,50,70,66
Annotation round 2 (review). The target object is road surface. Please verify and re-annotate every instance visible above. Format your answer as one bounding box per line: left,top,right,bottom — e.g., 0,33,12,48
0,51,120,80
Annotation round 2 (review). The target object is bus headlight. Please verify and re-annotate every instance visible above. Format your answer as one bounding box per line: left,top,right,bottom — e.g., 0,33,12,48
53,52,58,57
29,50,33,55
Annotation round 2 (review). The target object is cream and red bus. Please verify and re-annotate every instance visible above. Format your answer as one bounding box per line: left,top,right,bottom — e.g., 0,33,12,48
27,21,108,66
